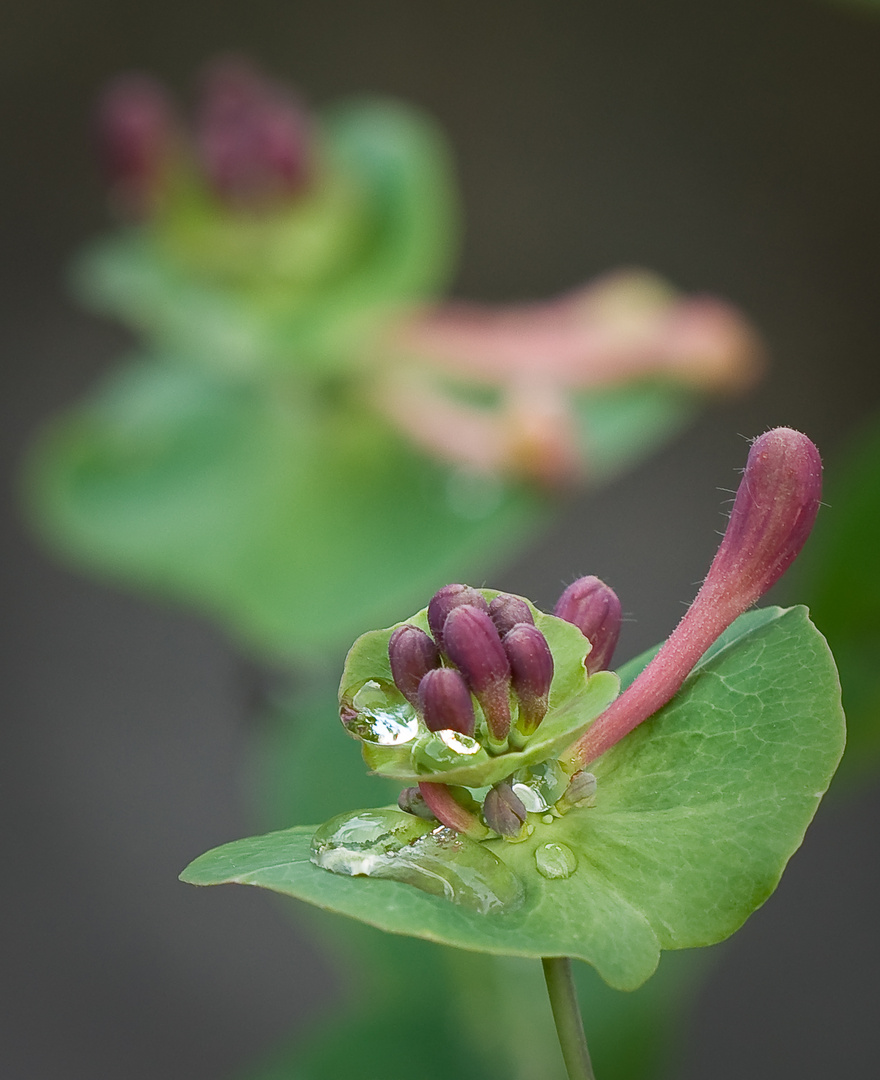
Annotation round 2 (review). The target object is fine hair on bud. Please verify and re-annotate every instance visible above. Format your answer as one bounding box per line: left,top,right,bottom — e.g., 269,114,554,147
442,604,512,742
427,584,489,650
554,575,622,674
488,593,534,637
388,624,440,707
418,668,476,737
504,623,554,735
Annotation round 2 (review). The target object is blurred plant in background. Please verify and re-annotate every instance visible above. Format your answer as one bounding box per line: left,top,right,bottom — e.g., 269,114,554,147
20,57,776,1080
24,57,762,663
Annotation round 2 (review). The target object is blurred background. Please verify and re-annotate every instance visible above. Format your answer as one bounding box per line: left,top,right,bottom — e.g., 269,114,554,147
3,0,880,1077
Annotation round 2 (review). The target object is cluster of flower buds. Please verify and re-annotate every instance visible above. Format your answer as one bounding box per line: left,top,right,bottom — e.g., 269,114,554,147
96,57,313,217
388,575,623,839
389,584,557,755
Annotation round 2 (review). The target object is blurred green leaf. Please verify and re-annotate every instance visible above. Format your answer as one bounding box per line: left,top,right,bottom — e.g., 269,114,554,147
25,360,542,660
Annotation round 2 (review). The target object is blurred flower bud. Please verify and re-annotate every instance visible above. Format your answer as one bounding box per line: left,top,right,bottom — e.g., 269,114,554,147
483,782,529,838
388,624,440,707
96,74,177,217
571,428,823,768
504,623,554,736
554,575,622,674
442,605,512,746
488,592,534,637
427,583,488,650
196,57,312,208
418,668,476,737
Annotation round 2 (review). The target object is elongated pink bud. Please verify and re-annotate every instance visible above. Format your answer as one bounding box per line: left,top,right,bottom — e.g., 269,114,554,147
442,605,511,745
504,623,554,735
418,668,476,737
427,584,489,650
569,428,822,767
388,624,440,707
418,782,487,839
554,576,622,674
488,593,534,637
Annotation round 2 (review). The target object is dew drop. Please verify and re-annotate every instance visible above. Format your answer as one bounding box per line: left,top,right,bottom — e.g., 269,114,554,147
345,681,420,745
310,808,524,914
535,841,578,880
412,729,490,773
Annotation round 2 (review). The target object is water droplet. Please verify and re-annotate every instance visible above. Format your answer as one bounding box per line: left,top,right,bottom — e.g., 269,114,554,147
510,760,569,812
311,808,524,914
344,681,420,745
535,841,578,880
413,729,490,773
542,814,555,825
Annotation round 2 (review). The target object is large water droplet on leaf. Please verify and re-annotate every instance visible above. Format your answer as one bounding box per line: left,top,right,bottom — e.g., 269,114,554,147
511,760,569,812
535,841,578,880
344,681,420,745
412,729,490,772
311,808,524,914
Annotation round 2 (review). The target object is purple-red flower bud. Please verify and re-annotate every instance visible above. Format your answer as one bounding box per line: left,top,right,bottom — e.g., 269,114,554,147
488,593,534,637
483,782,528,838
569,428,823,768
418,668,476,737
554,576,622,674
442,605,512,745
96,74,177,217
196,58,312,208
504,623,554,735
427,584,489,650
388,624,440,707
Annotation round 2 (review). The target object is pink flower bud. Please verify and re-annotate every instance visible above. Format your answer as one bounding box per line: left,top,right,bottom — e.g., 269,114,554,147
95,74,177,217
426,584,489,650
388,624,440,707
488,593,534,637
483,782,528,838
554,576,622,674
196,58,312,208
418,668,476,737
570,428,822,768
442,605,512,745
504,623,554,735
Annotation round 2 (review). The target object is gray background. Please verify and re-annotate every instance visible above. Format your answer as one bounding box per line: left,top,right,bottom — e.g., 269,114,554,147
3,0,880,1076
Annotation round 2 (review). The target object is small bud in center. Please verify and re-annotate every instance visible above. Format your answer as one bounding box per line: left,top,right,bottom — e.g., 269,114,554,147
388,624,440,707
418,668,476,737
427,584,489,650
504,623,554,737
554,576,622,674
483,782,529,838
442,605,512,746
488,593,534,637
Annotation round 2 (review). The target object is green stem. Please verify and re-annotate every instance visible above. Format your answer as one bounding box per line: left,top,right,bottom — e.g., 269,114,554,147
541,956,596,1080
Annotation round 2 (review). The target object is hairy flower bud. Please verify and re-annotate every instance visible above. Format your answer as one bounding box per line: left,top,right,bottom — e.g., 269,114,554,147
554,576,622,674
418,668,476,737
488,593,534,637
388,624,440,707
427,584,489,650
504,623,554,737
569,428,823,768
483,782,529,838
442,605,512,746
196,58,312,207
96,74,176,217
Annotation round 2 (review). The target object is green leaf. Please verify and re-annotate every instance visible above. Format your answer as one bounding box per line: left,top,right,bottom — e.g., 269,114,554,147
182,606,844,990
24,361,543,661
73,99,459,377
338,596,619,785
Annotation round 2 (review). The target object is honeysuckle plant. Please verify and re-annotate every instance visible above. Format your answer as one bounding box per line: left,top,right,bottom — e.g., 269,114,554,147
24,57,764,661
183,428,844,1079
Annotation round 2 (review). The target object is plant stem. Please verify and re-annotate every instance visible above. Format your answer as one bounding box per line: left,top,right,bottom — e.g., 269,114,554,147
541,956,596,1080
